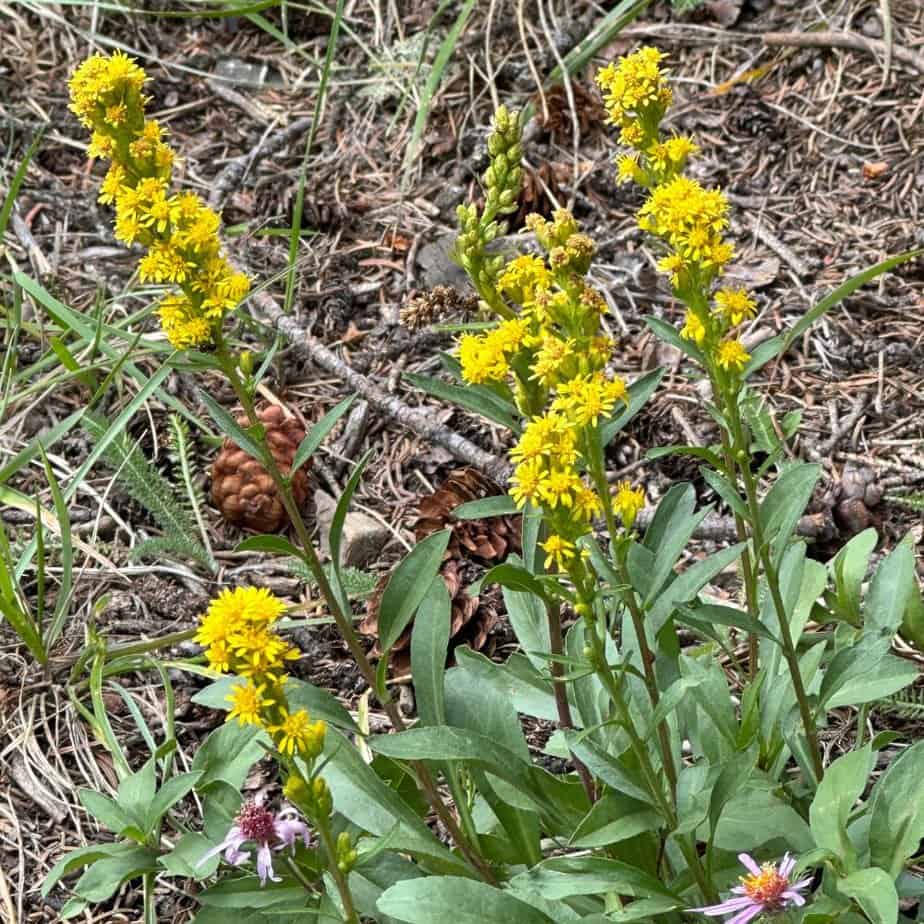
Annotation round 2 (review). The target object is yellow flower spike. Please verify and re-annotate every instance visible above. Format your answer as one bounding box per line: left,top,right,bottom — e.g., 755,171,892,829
713,287,757,326
680,310,707,346
226,679,274,727
269,708,327,759
541,534,576,572
716,338,751,372
613,481,645,530
69,51,252,351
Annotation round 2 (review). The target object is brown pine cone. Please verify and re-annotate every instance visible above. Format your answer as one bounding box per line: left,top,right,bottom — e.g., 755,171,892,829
211,403,309,532
414,468,521,563
359,558,499,675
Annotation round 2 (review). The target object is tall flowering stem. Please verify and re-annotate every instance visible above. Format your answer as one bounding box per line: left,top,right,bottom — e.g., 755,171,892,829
597,47,824,783
454,109,712,896
193,585,359,918
69,51,495,886
213,344,497,884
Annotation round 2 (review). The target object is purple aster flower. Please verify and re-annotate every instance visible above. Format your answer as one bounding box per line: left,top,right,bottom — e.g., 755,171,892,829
199,800,310,885
691,853,812,923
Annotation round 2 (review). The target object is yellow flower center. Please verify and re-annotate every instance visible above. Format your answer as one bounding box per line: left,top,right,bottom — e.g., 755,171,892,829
741,865,789,906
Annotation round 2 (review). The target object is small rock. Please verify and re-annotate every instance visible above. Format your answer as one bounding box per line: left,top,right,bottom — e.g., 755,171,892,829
705,0,742,27
315,490,391,568
861,15,884,38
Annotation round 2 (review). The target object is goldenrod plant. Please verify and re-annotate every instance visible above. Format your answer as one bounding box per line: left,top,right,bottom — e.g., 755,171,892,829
39,46,924,924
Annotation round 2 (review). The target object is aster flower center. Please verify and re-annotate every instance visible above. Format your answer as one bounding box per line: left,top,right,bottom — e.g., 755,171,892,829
236,803,276,843
741,865,789,906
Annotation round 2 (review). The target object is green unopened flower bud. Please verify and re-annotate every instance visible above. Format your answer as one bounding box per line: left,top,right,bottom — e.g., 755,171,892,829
283,773,310,806
238,350,254,375
493,105,511,133
487,254,505,274
312,777,333,819
498,188,516,207
335,831,358,873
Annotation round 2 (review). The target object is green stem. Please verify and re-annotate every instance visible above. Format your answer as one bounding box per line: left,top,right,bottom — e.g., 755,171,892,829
547,599,596,802
585,618,672,822
725,397,824,784
142,872,156,924
586,429,676,799
717,425,760,679
215,345,496,882
315,817,359,924
584,618,715,902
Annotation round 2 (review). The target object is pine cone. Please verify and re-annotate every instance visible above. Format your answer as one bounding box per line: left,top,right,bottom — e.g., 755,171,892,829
211,403,309,532
534,82,606,138
414,468,521,563
360,558,499,675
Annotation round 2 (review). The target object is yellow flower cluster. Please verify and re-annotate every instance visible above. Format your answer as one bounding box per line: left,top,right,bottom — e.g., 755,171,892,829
68,52,250,350
597,47,757,378
596,46,672,147
455,206,648,574
196,587,326,760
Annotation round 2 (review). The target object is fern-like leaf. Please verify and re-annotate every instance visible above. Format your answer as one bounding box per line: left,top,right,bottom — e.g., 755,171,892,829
287,558,378,600
82,414,213,570
167,413,215,571
130,535,214,570
887,492,924,513
875,686,924,720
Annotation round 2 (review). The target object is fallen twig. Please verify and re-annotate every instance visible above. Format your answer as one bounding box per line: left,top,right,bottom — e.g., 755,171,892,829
762,30,924,75
208,115,313,210
247,289,512,483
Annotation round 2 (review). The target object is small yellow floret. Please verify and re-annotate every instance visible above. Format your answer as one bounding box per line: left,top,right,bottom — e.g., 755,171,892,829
680,310,707,346
269,708,327,758
541,534,575,571
716,338,750,372
226,680,274,727
713,287,757,326
613,481,645,529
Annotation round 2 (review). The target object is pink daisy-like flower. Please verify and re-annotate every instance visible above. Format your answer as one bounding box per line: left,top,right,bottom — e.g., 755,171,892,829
691,853,812,923
198,800,310,885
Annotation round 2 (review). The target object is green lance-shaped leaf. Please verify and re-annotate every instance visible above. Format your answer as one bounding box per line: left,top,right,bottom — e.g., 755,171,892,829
377,529,451,653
